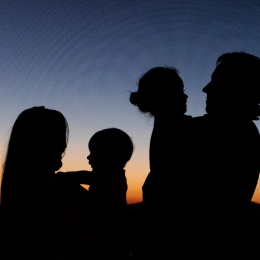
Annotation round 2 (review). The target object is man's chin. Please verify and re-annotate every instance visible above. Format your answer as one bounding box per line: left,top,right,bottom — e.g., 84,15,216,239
204,104,210,114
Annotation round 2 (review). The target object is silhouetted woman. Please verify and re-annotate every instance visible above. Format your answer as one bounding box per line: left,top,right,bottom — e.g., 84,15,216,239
129,66,192,258
0,106,120,260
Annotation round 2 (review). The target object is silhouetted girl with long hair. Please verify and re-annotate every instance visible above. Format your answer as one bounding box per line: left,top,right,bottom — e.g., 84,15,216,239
1,106,120,260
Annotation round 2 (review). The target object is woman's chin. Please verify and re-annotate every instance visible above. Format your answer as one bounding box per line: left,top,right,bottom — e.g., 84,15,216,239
51,160,63,172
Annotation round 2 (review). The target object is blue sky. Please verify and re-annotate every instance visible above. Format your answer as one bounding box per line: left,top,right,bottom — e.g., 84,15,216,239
1,0,260,203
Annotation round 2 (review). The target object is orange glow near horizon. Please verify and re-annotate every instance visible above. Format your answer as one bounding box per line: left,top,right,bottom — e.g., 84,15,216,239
60,155,149,205
1,166,260,205
252,180,260,203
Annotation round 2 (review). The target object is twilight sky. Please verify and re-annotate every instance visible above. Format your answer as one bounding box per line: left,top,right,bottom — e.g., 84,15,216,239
1,0,260,204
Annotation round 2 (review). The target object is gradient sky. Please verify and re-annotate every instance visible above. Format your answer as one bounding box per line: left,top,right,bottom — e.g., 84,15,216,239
1,0,260,204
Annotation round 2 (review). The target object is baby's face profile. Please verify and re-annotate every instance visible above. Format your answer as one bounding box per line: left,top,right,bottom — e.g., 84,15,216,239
87,149,106,170
87,146,115,171
87,152,94,169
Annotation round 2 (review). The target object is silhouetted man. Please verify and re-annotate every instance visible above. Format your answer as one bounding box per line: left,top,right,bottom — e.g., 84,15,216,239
187,52,260,258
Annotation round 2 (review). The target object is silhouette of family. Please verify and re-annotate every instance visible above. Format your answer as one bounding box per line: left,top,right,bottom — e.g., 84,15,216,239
0,51,260,259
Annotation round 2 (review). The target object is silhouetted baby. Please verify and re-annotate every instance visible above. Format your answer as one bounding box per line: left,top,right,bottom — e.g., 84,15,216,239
58,128,134,259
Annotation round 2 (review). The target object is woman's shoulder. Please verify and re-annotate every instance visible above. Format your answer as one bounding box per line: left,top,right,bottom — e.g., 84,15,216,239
23,165,53,184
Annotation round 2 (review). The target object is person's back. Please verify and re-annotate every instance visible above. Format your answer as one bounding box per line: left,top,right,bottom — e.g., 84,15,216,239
59,128,133,259
87,168,129,258
141,113,192,248
87,169,127,217
87,128,134,259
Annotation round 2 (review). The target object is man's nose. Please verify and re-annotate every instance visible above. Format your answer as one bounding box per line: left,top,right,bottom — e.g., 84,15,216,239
202,83,210,93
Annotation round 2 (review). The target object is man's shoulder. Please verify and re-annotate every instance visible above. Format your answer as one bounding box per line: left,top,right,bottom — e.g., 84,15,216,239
183,114,193,120
192,114,208,121
189,114,208,128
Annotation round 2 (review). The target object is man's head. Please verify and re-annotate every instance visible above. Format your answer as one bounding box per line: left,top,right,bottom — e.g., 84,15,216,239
203,52,260,120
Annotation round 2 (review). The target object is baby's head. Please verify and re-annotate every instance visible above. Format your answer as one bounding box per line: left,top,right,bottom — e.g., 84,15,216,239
87,128,134,171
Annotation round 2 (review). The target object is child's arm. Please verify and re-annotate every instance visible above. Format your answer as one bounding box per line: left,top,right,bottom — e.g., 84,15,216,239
56,170,93,185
